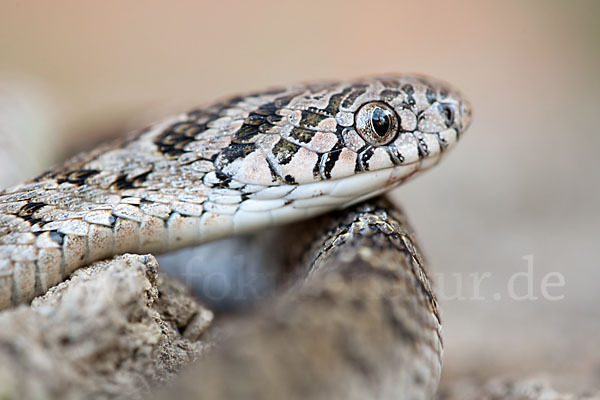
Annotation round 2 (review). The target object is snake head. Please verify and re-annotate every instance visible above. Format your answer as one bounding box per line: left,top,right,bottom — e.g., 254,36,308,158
212,75,471,224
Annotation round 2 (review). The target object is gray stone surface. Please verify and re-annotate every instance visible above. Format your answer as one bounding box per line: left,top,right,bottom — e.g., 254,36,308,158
0,254,212,400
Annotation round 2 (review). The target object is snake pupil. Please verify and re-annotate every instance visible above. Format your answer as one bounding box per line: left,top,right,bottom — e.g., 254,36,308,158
371,108,391,137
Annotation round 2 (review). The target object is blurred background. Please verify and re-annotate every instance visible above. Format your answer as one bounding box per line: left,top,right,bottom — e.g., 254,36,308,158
1,0,598,393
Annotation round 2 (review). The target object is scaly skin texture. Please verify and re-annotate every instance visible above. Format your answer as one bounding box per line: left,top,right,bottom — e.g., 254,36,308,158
162,199,442,400
0,75,471,311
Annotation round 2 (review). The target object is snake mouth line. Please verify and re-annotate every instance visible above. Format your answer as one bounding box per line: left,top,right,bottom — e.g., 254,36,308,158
340,167,419,209
279,164,421,212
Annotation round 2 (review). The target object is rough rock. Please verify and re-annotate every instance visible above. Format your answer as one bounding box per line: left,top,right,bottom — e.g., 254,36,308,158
0,254,213,400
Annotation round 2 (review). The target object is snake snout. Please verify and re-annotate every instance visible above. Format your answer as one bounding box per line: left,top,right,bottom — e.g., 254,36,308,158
459,97,473,132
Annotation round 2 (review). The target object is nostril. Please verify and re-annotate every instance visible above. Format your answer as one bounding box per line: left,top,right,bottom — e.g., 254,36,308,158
439,103,455,127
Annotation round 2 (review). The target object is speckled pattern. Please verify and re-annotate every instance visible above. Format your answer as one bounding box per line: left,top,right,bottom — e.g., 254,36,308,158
0,74,471,310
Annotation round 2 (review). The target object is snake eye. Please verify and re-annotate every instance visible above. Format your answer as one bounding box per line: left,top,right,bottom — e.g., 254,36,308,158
355,102,399,146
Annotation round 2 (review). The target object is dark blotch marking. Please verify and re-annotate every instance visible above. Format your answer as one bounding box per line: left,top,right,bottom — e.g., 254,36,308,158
17,202,47,225
321,87,353,116
435,133,448,150
18,202,46,216
187,103,227,122
416,137,429,159
284,174,296,184
299,109,330,129
312,161,321,180
56,169,100,185
111,170,152,191
154,121,207,159
402,97,416,108
266,114,282,124
232,124,260,144
219,143,257,164
263,157,284,183
440,103,454,127
215,171,230,181
402,84,414,95
245,113,267,123
289,127,314,144
380,89,401,103
341,85,368,109
402,84,416,106
426,89,436,104
156,99,244,159
232,92,298,143
357,147,375,172
321,149,342,179
210,174,233,189
271,139,300,165
386,143,405,165
274,92,300,108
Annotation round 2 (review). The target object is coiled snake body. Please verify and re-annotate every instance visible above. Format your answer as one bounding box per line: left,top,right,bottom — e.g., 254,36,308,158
0,75,471,399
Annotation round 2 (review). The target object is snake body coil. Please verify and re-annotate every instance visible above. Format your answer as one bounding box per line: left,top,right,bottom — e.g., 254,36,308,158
168,199,443,399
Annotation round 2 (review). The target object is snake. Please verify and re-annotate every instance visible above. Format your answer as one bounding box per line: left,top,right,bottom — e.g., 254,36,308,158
0,74,471,399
